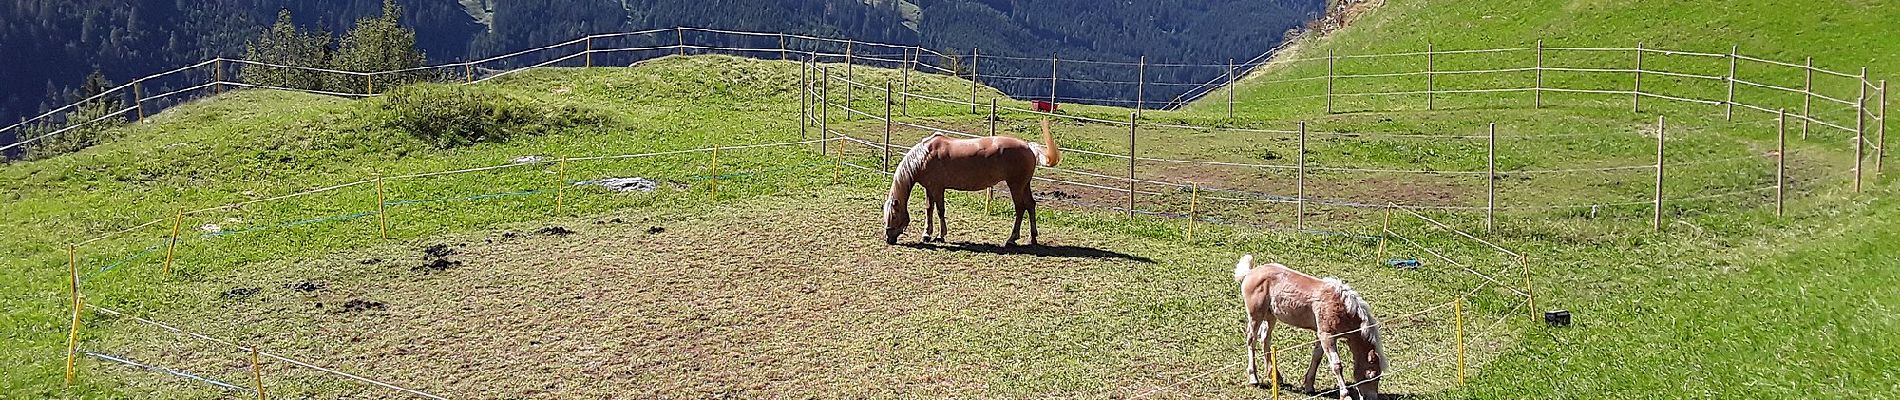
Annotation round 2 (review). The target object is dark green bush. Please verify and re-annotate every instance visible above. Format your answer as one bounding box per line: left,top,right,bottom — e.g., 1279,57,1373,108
379,84,595,148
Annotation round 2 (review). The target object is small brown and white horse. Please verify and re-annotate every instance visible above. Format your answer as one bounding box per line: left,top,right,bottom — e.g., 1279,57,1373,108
884,120,1061,245
1234,255,1388,400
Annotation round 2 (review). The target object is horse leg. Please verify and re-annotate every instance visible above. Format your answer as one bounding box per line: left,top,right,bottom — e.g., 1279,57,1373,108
926,187,947,242
1008,179,1039,245
1318,332,1350,400
934,190,949,242
1245,317,1261,386
1263,320,1280,387
1303,341,1323,392
920,192,936,242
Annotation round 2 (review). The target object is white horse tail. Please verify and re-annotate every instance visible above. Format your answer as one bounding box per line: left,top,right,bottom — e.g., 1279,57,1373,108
1233,254,1254,283
1030,119,1062,167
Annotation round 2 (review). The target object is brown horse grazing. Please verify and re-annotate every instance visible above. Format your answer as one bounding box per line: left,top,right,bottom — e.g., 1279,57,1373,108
884,120,1061,246
1233,255,1388,400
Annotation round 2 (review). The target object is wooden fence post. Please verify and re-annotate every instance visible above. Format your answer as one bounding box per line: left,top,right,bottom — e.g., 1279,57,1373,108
585,36,593,68
1128,112,1138,217
1487,123,1497,233
1522,254,1536,315
779,33,788,60
1725,45,1738,120
1326,50,1336,114
214,60,225,95
1227,58,1237,120
366,75,374,96
883,81,893,172
1136,56,1147,118
1653,115,1665,231
1803,57,1813,139
1633,43,1643,113
1050,55,1059,106
1777,109,1786,217
1855,67,1868,192
250,347,267,400
676,27,684,56
164,209,182,275
376,174,388,240
64,243,79,387
1535,40,1544,108
970,48,980,114
1298,121,1308,230
465,64,473,83
1427,43,1436,111
132,81,144,121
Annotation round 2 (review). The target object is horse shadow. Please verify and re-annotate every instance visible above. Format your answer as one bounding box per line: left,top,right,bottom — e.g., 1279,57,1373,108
901,241,1155,263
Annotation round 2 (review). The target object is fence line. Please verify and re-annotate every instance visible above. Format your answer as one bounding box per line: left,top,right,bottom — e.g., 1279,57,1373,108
90,306,449,399
6,26,1885,158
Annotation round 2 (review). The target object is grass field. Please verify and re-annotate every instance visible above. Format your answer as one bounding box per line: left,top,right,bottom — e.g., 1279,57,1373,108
6,2,1900,397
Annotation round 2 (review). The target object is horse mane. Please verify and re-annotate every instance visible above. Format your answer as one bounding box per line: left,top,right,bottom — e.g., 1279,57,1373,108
891,134,941,188
1323,277,1387,371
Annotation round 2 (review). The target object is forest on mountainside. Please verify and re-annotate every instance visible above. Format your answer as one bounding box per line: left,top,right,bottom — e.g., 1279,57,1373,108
1,0,1322,145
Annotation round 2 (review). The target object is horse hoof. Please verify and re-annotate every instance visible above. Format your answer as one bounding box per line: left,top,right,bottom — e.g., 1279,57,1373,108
921,235,934,242
1004,241,1018,247
934,236,947,243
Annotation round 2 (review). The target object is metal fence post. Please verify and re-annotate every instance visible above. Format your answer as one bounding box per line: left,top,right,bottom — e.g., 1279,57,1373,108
1725,45,1737,120
1535,40,1544,108
800,60,809,140
1856,67,1868,192
821,66,830,156
1803,57,1813,138
1487,123,1497,233
1326,50,1336,114
1128,112,1138,217
902,49,912,116
846,42,855,120
1227,58,1237,120
1633,43,1643,113
1298,121,1308,230
970,48,980,114
1653,115,1666,231
1880,80,1889,175
1136,56,1147,118
884,81,893,172
1777,109,1786,217
1427,43,1436,111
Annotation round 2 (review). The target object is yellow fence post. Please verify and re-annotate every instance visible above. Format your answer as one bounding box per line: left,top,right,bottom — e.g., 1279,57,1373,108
1376,204,1393,262
250,347,267,400
1455,299,1466,386
465,64,474,83
1268,342,1280,400
164,208,182,275
64,243,80,387
710,145,720,198
376,174,388,240
1522,254,1536,316
1187,182,1198,241
366,75,374,95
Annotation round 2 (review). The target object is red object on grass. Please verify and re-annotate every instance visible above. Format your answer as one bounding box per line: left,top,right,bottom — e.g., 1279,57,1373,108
1032,100,1059,112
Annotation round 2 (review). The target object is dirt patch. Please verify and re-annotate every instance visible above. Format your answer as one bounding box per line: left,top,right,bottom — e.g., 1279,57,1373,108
536,226,575,236
282,280,326,292
359,258,383,265
415,258,463,272
338,299,386,313
646,226,666,234
422,243,457,258
220,287,260,299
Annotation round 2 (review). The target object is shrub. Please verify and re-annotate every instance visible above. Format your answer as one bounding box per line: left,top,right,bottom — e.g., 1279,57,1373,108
378,84,595,148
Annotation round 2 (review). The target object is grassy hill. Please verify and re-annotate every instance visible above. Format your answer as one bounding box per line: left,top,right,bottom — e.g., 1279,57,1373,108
6,1,1899,396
